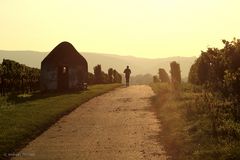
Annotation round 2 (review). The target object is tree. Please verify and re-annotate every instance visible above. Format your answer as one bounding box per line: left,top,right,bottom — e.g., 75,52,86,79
93,64,102,84
113,70,122,83
188,38,240,96
87,72,95,85
101,71,109,84
108,68,113,83
158,68,170,83
170,61,181,83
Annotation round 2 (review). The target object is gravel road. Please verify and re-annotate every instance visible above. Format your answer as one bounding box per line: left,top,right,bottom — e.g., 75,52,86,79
12,85,167,160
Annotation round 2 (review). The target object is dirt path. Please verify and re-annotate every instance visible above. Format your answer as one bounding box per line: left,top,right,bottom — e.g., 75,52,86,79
12,85,167,160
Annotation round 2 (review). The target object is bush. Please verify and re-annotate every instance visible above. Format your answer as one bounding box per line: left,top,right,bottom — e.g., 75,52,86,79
188,38,240,97
0,59,40,96
158,68,170,83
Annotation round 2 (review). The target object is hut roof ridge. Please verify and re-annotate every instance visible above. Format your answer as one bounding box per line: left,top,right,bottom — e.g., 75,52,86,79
41,41,87,66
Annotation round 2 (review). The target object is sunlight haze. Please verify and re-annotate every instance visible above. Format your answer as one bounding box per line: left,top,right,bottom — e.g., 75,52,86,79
1,0,240,58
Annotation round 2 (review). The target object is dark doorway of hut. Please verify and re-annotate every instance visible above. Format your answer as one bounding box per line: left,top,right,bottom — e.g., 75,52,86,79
58,66,69,90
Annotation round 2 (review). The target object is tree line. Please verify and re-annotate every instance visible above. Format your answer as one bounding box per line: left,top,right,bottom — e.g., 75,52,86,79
0,59,122,96
88,64,122,85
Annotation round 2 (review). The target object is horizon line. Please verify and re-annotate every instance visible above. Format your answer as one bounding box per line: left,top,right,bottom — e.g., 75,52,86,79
0,49,197,59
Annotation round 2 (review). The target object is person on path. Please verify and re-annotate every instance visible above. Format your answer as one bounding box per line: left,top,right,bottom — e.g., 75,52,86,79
124,66,131,87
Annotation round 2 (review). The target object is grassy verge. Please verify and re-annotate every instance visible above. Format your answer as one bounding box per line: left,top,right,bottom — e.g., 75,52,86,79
150,82,240,160
150,83,194,160
0,83,122,159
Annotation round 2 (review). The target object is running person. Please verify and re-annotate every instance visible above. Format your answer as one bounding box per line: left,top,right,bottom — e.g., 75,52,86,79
124,66,131,86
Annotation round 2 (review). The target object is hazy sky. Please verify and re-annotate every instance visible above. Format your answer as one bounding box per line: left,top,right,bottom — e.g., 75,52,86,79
1,0,240,58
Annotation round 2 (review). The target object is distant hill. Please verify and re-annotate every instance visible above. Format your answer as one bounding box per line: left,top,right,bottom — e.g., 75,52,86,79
0,50,196,78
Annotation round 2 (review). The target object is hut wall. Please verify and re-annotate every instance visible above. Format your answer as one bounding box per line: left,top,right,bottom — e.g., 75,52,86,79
68,67,80,89
40,66,57,91
68,66,87,89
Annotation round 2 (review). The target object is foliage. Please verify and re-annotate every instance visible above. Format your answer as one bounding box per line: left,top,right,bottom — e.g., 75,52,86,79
101,71,109,84
170,61,181,83
93,65,122,84
87,72,95,85
153,75,160,83
113,69,122,83
93,64,103,84
0,59,40,96
188,38,240,96
108,68,113,83
223,68,240,95
170,61,181,91
158,68,170,83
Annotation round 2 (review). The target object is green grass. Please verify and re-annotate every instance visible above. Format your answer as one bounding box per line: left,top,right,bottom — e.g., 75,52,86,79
150,82,240,160
0,84,122,159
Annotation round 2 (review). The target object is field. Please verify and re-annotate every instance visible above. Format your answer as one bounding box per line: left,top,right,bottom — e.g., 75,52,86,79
150,82,240,160
0,84,121,159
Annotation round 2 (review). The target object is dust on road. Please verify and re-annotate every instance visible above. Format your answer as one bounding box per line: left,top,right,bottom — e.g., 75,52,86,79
12,85,167,160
